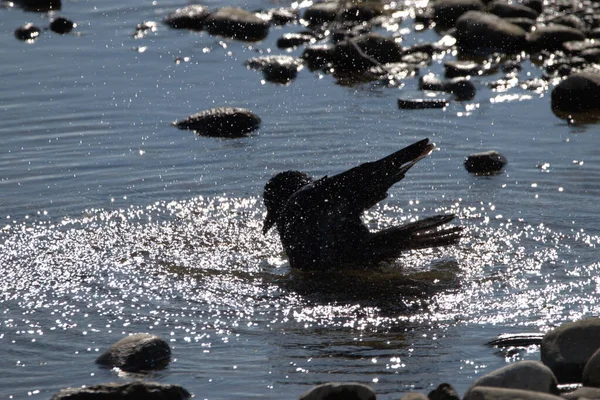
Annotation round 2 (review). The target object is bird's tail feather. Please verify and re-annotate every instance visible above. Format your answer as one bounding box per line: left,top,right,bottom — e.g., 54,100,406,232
368,214,462,260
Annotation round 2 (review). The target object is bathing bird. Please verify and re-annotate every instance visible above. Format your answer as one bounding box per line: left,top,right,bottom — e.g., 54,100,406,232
262,138,462,270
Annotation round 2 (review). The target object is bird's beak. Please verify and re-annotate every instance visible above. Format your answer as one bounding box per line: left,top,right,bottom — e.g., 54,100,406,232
263,212,276,234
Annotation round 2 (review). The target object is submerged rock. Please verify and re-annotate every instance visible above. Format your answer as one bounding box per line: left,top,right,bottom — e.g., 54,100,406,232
205,7,269,42
49,17,75,34
299,382,376,400
174,107,261,138
96,333,171,372
463,360,559,397
398,98,449,109
455,11,527,55
551,72,600,121
14,23,41,41
51,382,190,400
464,151,507,174
541,317,600,383
163,5,210,30
245,55,303,83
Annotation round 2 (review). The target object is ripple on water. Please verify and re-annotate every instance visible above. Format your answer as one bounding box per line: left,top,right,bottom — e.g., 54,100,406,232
0,196,598,398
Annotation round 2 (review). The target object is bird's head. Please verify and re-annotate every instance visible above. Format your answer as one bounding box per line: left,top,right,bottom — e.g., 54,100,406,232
263,170,312,234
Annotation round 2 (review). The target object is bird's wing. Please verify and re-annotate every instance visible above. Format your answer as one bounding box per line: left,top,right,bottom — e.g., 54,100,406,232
310,138,434,216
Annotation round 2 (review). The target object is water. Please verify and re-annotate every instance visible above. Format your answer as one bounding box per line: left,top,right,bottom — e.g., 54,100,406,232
1,0,600,398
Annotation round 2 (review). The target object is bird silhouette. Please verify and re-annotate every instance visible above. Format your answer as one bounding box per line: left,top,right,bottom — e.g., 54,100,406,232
263,138,462,270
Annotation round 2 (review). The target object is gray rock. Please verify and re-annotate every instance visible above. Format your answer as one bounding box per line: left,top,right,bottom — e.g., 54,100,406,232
51,382,190,400
299,382,376,400
583,347,600,387
432,0,485,28
464,151,507,174
487,0,539,20
173,107,261,138
96,333,171,372
205,7,269,42
163,5,210,30
551,72,600,118
455,11,527,55
463,361,558,398
562,386,600,400
428,383,459,400
541,318,600,383
465,386,563,400
527,25,586,52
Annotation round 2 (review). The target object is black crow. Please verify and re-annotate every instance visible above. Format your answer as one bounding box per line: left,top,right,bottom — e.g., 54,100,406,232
263,138,461,269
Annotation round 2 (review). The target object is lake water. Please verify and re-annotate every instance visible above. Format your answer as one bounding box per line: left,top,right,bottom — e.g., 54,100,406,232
1,0,600,399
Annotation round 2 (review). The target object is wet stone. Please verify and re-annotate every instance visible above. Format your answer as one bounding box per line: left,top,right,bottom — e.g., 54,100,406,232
432,0,486,28
173,107,261,138
303,2,340,26
299,382,376,400
96,333,171,372
551,71,600,118
444,60,497,78
487,0,539,20
548,14,586,31
245,55,303,84
13,0,61,12
205,7,269,42
443,78,477,100
464,386,563,400
464,151,508,174
14,23,41,41
398,98,449,109
333,33,403,72
428,383,460,400
277,32,315,49
49,17,75,34
455,11,527,56
504,17,535,32
301,44,335,70
269,7,298,25
163,5,210,30
340,5,378,22
51,382,190,400
527,25,586,52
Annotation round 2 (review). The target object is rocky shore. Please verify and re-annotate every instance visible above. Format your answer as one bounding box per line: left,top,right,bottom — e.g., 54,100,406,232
50,317,600,399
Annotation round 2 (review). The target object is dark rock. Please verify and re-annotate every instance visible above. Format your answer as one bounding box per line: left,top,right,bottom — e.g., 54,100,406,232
245,55,303,83
341,5,378,22
455,11,527,55
444,60,498,78
277,32,315,49
12,0,60,12
487,332,544,347
333,33,403,72
487,0,539,20
432,0,485,28
562,40,600,55
303,2,339,26
51,382,190,400
522,0,543,14
463,360,559,397
464,150,507,174
581,48,600,63
49,17,75,34
527,25,586,52
583,347,600,387
551,72,600,119
464,386,563,400
163,5,210,30
205,7,269,42
562,387,600,400
419,73,445,91
502,59,522,73
504,17,535,32
301,44,335,70
443,78,477,100
365,62,419,84
299,382,376,400
403,43,438,56
549,15,586,31
428,383,460,400
542,318,600,383
590,27,600,39
269,8,298,25
96,333,171,372
398,98,449,109
401,51,432,66
14,23,41,41
174,107,261,138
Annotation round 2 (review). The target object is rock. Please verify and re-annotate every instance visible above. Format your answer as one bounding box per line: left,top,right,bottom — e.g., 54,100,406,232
269,8,298,25
205,7,269,42
301,44,335,70
341,5,378,22
419,73,445,91
333,33,403,72
298,382,376,400
455,11,527,55
173,107,261,138
464,386,563,400
463,361,558,398
527,25,586,52
549,15,586,31
277,32,315,49
522,0,543,14
428,383,460,400
541,318,600,383
95,333,171,372
562,386,600,400
49,17,75,34
444,78,477,100
14,23,41,41
581,48,600,63
51,382,190,400
551,72,600,119
504,17,535,32
583,347,600,387
12,0,60,12
245,55,303,83
464,151,507,174
403,393,429,400
398,98,449,109
163,5,210,30
432,0,485,28
303,2,339,26
487,0,539,20
444,60,498,78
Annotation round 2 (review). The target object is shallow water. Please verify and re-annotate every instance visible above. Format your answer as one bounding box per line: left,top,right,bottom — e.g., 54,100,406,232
1,0,600,398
